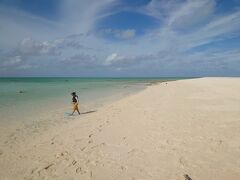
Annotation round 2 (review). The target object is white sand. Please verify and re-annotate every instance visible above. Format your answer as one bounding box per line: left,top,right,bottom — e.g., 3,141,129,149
0,77,240,180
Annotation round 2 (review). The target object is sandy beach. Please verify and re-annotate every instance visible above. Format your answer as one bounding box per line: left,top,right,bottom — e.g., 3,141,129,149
0,77,240,180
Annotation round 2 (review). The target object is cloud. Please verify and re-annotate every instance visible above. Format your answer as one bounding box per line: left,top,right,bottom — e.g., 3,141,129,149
55,35,98,50
62,53,99,67
170,10,240,52
17,38,57,56
140,0,240,53
105,53,120,65
167,0,216,30
2,34,96,61
138,0,183,20
117,29,136,39
104,52,163,67
2,55,22,66
102,28,136,39
104,53,140,66
17,37,91,57
0,31,105,73
0,53,34,72
16,64,34,70
104,47,240,76
60,0,116,33
0,5,63,49
1,0,240,76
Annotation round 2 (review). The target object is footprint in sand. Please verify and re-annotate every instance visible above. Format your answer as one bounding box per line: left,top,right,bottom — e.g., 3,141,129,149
179,157,188,168
55,151,69,159
43,163,55,170
86,159,100,167
72,160,77,166
81,147,86,151
76,167,88,174
217,139,223,145
91,142,106,149
120,137,128,146
66,159,79,168
32,163,55,177
9,132,15,137
128,148,138,155
120,165,127,171
76,167,82,174
30,167,38,174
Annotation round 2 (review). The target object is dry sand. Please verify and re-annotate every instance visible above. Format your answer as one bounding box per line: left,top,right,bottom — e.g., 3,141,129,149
0,77,240,180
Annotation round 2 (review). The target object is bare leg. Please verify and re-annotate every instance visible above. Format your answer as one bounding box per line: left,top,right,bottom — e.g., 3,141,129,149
71,109,76,115
77,109,81,115
71,103,80,115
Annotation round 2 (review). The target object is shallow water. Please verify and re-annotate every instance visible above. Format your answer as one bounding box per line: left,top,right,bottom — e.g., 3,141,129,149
0,77,186,128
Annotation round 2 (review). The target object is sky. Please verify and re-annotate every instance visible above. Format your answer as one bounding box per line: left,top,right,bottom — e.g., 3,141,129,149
0,0,240,77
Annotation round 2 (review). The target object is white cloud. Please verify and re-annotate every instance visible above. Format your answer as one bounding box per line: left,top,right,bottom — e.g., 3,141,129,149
1,0,240,76
62,53,98,67
1,55,22,66
104,52,160,67
102,28,136,39
105,53,118,65
18,38,57,56
16,64,33,70
172,10,240,51
0,0,117,48
117,29,136,39
3,56,22,65
104,47,240,76
139,0,183,20
104,52,139,66
137,0,240,54
60,0,116,33
167,0,216,29
0,5,63,49
0,54,34,72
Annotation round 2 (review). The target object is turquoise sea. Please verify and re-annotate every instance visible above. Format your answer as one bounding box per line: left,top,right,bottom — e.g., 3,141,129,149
0,77,188,129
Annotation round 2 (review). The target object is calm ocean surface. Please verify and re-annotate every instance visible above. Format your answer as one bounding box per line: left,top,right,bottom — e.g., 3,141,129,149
0,77,188,127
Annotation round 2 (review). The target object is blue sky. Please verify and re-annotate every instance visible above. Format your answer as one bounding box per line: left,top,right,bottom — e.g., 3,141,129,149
0,0,240,77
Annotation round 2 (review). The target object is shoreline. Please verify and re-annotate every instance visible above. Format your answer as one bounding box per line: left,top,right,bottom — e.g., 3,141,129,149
0,78,172,131
0,79,163,150
1,77,240,179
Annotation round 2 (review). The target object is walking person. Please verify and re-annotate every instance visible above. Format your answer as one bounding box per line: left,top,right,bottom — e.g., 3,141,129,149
71,92,80,115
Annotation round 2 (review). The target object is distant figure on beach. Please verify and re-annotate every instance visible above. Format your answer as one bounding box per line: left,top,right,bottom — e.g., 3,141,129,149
71,92,80,115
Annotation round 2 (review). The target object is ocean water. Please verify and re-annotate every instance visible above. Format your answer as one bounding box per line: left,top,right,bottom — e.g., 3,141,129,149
0,77,186,128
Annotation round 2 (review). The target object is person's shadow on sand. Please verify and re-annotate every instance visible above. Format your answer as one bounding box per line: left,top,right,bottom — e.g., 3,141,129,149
81,110,97,115
65,110,97,117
